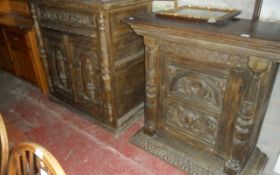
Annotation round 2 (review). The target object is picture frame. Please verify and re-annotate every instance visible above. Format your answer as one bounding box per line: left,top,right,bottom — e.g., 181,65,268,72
155,5,241,23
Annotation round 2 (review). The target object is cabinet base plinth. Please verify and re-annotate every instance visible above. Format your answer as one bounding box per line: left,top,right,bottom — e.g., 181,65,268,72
130,129,267,175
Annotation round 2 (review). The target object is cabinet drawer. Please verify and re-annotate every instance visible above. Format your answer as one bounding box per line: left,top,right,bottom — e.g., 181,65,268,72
38,5,97,37
162,42,248,69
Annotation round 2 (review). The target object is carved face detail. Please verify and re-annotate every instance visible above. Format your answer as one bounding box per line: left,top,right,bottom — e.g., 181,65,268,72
166,102,219,145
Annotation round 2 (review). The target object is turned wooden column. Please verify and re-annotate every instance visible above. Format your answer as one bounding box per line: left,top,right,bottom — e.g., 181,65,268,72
143,36,160,136
98,12,115,126
225,56,270,174
30,3,52,93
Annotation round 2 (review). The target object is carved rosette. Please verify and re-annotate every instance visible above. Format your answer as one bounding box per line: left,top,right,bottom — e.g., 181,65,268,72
225,56,270,174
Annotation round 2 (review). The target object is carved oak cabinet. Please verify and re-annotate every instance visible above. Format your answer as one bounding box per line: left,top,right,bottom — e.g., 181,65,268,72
127,15,280,175
30,0,151,132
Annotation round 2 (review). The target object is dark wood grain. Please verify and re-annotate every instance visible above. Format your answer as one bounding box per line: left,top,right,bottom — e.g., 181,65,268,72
0,1,48,94
127,15,279,175
30,0,152,133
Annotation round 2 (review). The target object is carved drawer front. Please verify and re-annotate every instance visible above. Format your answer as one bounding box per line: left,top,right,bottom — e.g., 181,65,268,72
165,99,219,147
162,42,248,69
168,65,227,112
42,29,75,101
38,5,97,37
69,34,104,117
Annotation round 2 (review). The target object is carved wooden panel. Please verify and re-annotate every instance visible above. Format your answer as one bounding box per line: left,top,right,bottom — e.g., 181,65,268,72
162,42,248,69
42,29,74,100
168,65,227,111
37,5,97,37
166,100,219,146
163,63,228,148
127,14,280,175
32,0,152,132
39,6,96,28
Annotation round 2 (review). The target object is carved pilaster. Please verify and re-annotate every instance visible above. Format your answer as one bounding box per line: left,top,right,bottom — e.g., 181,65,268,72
225,56,269,175
30,3,53,92
98,12,114,124
144,37,159,136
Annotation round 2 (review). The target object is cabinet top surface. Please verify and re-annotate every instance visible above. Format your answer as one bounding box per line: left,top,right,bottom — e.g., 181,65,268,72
126,14,280,44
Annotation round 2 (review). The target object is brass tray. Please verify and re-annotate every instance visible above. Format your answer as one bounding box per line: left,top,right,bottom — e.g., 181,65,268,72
156,5,241,23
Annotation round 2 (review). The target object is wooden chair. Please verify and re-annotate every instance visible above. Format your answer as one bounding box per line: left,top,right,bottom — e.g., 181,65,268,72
0,114,9,175
7,142,66,175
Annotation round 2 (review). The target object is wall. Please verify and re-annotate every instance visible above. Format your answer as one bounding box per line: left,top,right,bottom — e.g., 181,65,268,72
260,0,280,22
153,0,256,19
178,0,256,19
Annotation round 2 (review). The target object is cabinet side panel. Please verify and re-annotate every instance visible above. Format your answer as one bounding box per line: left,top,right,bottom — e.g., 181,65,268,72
110,2,151,123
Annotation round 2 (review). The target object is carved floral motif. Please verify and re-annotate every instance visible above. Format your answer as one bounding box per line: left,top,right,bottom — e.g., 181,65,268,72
169,66,227,109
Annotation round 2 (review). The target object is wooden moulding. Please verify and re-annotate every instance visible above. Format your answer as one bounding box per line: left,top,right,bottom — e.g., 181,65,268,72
131,129,267,175
126,14,280,175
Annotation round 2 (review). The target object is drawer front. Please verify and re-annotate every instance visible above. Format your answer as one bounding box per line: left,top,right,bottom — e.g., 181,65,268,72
37,5,97,37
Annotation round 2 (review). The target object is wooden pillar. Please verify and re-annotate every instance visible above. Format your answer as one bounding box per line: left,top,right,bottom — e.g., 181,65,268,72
143,36,159,136
98,12,114,126
224,57,269,174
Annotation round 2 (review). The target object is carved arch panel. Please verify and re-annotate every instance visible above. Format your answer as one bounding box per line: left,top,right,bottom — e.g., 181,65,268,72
42,30,74,98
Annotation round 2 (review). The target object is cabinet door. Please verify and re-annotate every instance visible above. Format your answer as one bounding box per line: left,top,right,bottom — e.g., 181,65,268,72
158,43,231,153
6,29,37,83
70,35,104,117
0,29,15,73
42,29,75,102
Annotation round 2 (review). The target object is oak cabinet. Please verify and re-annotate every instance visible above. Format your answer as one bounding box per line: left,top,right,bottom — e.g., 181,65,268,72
30,0,152,132
127,15,280,175
0,0,48,94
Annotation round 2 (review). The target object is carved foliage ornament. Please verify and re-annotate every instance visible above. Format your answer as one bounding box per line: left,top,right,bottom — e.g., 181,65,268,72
169,66,227,110
39,6,96,27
